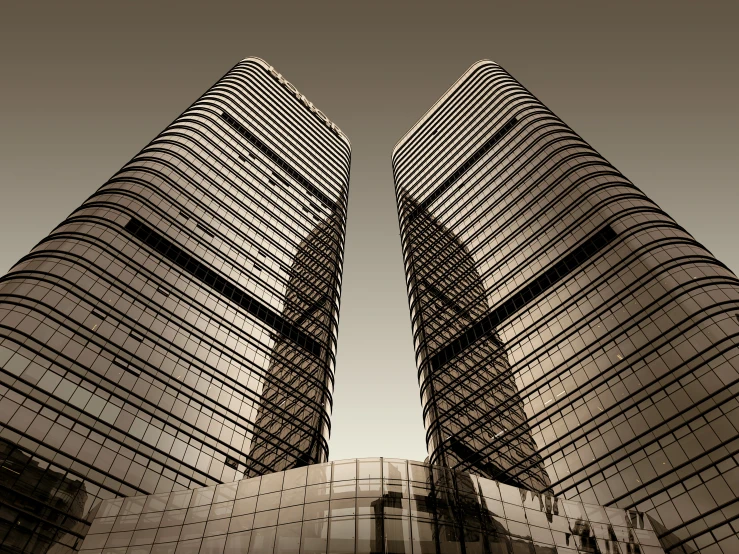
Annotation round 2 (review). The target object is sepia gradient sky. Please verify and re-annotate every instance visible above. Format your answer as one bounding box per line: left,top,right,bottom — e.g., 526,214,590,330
0,1,737,463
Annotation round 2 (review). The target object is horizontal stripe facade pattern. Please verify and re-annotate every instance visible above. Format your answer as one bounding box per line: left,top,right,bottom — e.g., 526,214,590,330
393,61,739,554
0,57,349,553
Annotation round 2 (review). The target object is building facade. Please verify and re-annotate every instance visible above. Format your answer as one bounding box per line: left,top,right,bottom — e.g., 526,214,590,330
393,61,739,554
0,57,350,552
77,456,665,554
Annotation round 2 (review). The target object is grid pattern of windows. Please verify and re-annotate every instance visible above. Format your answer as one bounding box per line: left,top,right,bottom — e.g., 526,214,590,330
77,457,664,554
0,56,350,553
393,60,739,554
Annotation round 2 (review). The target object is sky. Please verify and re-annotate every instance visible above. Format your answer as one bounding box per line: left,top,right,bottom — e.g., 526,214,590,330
0,1,737,463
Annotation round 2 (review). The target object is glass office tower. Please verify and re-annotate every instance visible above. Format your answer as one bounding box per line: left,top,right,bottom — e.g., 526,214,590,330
393,60,739,554
0,57,350,553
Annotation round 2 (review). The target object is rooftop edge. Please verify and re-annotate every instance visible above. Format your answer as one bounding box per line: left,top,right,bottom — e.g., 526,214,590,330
392,59,499,162
239,56,351,151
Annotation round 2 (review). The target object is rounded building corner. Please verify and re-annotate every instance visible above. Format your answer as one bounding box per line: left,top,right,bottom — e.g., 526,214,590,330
392,59,501,160
239,57,351,151
239,56,271,69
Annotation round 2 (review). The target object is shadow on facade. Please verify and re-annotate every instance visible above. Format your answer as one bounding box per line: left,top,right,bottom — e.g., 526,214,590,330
245,213,342,477
400,198,550,492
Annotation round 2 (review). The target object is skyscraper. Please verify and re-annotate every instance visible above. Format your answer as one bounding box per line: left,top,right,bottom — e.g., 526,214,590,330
393,60,739,554
0,57,350,553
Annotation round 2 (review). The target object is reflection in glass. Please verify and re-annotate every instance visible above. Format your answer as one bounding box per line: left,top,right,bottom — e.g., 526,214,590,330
78,457,662,554
0,438,88,553
399,199,550,492
246,213,343,477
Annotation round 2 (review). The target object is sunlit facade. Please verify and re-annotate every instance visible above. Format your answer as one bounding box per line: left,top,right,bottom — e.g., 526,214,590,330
0,57,350,552
393,60,739,554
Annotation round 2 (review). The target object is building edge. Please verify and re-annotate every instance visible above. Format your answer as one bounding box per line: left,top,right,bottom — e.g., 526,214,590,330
391,59,498,164
242,56,352,152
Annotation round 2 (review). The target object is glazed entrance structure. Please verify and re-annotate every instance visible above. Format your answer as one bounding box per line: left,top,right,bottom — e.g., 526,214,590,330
78,457,663,553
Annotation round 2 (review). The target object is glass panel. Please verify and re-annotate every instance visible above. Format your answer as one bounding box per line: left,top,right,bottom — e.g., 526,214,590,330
462,525,486,554
161,508,187,527
281,486,306,508
200,534,227,554
278,505,304,525
256,492,281,512
328,517,355,554
151,545,178,554
249,525,276,554
214,483,238,503
410,519,436,554
209,501,234,520
437,524,462,554
408,463,431,484
224,530,251,554
301,518,329,554
233,496,258,517
238,477,261,499
167,490,193,511
356,517,381,553
181,521,207,540
332,480,356,500
121,496,146,515
330,499,355,518
561,500,587,521
260,472,284,495
308,464,332,485
383,459,408,481
253,510,278,529
98,499,123,518
229,514,255,534
333,461,357,482
274,522,302,554
191,486,216,507
584,503,609,523
304,502,330,521
498,484,522,506
306,483,332,504
184,505,210,525
357,459,382,480
477,478,500,501
283,466,308,490
356,497,379,517
143,493,171,513
204,518,230,538
174,538,201,553
357,479,382,498
385,517,411,554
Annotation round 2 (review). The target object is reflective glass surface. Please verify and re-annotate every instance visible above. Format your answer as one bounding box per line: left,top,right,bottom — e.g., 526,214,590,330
393,60,739,553
0,57,350,552
78,457,664,554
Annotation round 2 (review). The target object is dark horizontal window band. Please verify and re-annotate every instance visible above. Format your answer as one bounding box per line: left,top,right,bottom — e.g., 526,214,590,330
428,225,618,371
404,190,657,337
123,217,322,358
0,319,296,481
395,92,527,197
427,273,739,477
142,124,345,237
88,181,343,303
396,114,595,229
220,111,337,212
406,117,518,222
12,229,337,409
204,66,350,172
459,300,739,491
399,140,623,266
